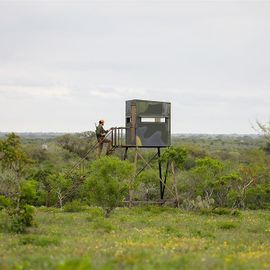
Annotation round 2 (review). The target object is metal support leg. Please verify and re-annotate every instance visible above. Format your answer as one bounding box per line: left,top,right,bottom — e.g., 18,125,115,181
157,147,164,200
161,161,169,199
123,147,128,160
81,160,85,175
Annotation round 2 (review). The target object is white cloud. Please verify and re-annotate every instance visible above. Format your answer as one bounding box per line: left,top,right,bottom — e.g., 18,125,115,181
89,86,148,99
0,85,72,99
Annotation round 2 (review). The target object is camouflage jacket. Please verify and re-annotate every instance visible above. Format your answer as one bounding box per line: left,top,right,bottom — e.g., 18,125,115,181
95,124,108,138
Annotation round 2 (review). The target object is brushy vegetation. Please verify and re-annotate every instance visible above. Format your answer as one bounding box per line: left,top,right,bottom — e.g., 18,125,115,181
1,132,270,214
1,207,270,270
63,200,86,213
1,129,270,268
85,156,134,217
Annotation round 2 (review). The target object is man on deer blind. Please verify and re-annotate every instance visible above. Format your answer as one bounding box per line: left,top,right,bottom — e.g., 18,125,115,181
96,119,112,158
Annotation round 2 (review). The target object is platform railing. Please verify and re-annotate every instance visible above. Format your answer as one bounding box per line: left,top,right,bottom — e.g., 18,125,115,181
111,127,127,147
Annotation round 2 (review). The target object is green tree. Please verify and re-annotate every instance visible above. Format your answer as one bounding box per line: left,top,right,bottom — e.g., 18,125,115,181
6,180,37,233
228,166,256,208
245,183,270,209
0,133,32,205
191,157,224,201
160,146,187,207
0,133,31,177
228,149,270,208
85,156,134,217
47,173,72,209
213,173,240,207
0,133,36,233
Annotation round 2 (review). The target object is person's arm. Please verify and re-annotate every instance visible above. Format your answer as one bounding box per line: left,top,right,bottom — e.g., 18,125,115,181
100,126,108,135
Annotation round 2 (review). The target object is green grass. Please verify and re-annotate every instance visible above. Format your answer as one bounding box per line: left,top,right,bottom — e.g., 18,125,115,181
0,207,270,270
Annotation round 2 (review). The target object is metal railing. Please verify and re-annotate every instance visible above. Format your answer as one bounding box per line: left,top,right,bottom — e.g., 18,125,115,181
111,127,127,147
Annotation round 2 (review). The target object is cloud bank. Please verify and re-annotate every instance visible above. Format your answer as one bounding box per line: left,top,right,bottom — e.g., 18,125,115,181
0,1,269,133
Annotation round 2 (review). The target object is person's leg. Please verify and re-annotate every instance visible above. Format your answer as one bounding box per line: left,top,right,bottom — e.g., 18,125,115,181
97,141,104,158
103,139,112,155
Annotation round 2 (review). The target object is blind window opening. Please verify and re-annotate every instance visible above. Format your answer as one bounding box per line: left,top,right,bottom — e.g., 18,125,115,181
141,117,166,123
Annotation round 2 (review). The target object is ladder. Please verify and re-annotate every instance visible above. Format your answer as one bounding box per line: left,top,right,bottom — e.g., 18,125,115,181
64,127,127,178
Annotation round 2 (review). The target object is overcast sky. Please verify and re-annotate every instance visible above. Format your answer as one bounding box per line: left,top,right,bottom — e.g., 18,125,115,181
0,0,269,134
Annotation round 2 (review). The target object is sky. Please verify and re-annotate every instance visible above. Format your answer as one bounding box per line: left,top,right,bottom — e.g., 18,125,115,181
0,0,269,134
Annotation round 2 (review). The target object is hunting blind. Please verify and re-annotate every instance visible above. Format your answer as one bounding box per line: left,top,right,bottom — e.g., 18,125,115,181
125,99,171,147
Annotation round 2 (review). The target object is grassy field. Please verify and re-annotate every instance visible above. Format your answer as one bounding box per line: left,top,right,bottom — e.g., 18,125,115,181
0,207,270,270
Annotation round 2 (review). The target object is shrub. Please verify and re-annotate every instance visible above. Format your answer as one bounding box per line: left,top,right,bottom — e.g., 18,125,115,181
64,200,84,212
19,235,60,246
85,208,103,222
135,170,160,201
0,195,11,210
4,180,37,233
57,257,92,270
20,180,38,204
8,204,35,233
245,184,270,209
182,196,215,211
85,156,134,217
212,207,241,217
217,221,238,230
212,208,232,215
231,209,241,217
92,218,115,233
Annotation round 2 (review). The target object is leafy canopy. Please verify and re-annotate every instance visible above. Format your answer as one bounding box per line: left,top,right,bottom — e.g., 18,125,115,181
0,133,31,173
160,146,187,168
85,156,134,216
